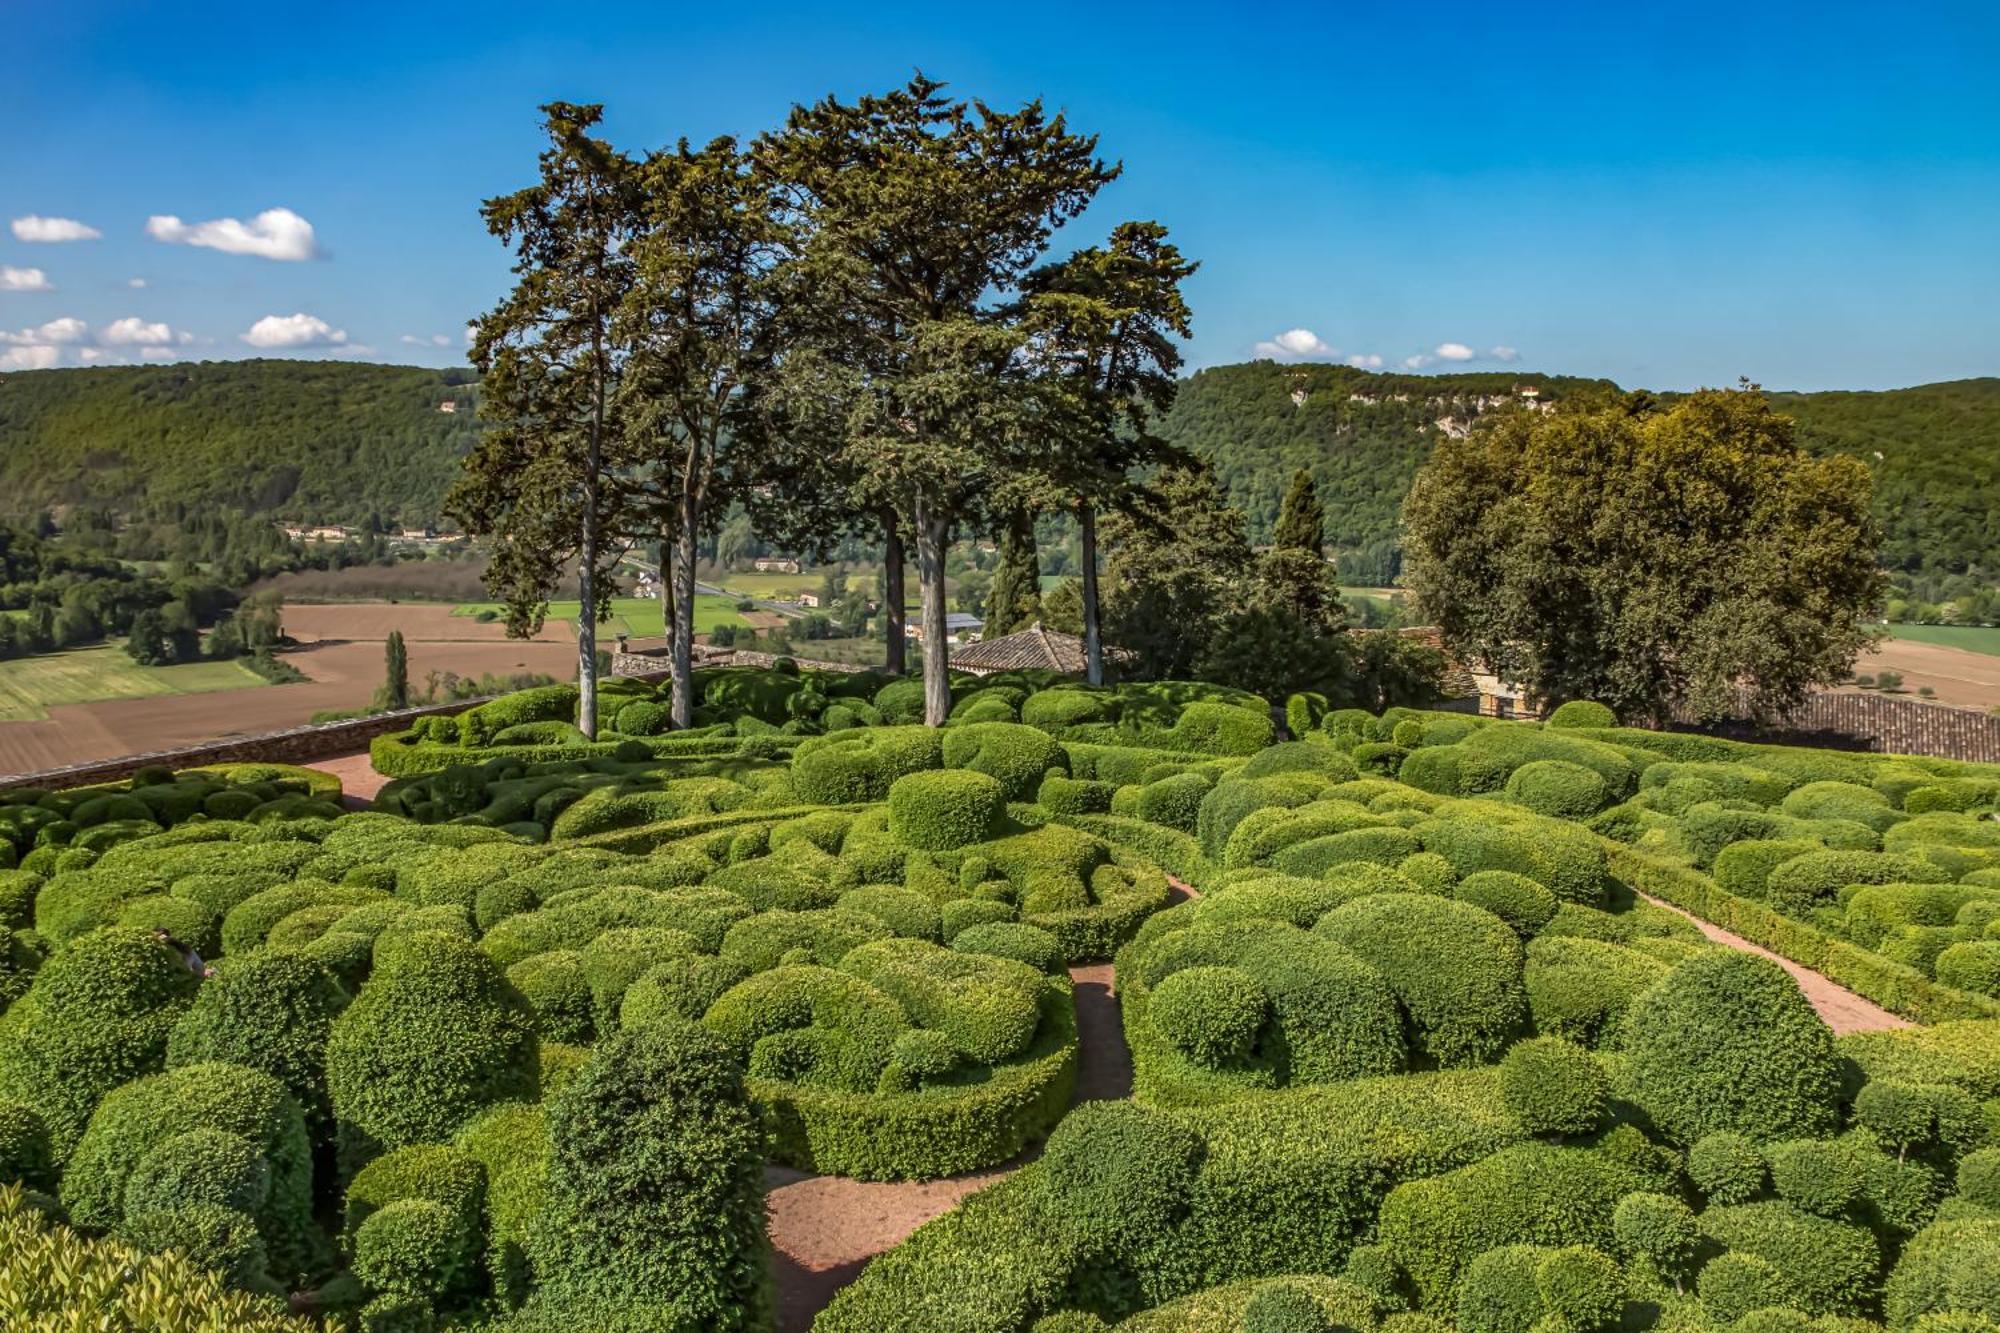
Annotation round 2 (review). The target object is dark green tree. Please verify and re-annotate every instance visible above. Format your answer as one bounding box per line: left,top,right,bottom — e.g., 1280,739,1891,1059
985,511,1042,636
1272,467,1326,553
1403,387,1886,723
1102,462,1251,681
449,103,641,740
1257,467,1342,631
1016,221,1196,682
757,75,1116,724
125,608,168,667
382,629,410,710
617,135,781,729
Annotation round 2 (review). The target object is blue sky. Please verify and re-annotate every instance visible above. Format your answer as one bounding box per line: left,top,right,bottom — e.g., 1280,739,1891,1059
4,0,1997,390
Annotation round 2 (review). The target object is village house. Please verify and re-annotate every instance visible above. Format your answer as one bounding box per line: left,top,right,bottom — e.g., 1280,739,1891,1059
753,555,803,574
905,612,984,645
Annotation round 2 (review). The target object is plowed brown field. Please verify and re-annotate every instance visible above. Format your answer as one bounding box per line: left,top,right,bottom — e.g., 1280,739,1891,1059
0,603,575,777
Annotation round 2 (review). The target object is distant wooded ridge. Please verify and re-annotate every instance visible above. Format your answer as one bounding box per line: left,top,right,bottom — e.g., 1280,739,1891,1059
3,358,1993,579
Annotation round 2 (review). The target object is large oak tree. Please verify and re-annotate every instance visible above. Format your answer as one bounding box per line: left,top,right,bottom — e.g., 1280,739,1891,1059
1402,387,1885,723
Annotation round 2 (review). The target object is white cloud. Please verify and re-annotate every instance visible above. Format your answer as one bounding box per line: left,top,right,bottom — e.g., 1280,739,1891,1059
1402,354,1435,370
1347,353,1383,369
102,316,190,346
139,347,179,362
400,333,454,348
241,312,347,348
0,266,54,293
0,345,61,371
1434,342,1476,362
463,324,477,346
0,317,89,346
11,215,101,243
79,348,111,364
1253,327,1341,361
128,277,148,289
1490,346,1519,363
147,207,319,261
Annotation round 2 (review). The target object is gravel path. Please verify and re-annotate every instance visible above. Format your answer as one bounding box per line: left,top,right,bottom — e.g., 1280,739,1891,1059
305,749,390,810
1632,890,1911,1034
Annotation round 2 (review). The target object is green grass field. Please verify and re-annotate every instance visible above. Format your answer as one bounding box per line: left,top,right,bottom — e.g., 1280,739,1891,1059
453,594,748,640
0,646,270,722
1886,623,2000,657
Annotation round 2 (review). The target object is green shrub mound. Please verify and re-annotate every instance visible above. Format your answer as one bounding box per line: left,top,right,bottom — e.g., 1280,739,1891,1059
325,930,539,1161
1315,893,1527,1067
1121,916,1406,1104
1623,950,1842,1145
888,770,1007,850
1499,1037,1610,1139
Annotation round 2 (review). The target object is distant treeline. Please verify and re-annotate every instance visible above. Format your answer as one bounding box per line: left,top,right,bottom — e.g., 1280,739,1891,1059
5,359,1996,584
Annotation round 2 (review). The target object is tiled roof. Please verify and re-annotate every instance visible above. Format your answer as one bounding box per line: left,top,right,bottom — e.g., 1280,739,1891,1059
951,621,1092,675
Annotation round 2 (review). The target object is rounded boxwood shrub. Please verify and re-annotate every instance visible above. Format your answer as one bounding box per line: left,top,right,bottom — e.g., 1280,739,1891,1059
1169,701,1276,756
354,1196,460,1298
61,1061,312,1279
1500,1036,1611,1138
519,1020,767,1329
887,770,1005,851
1505,760,1611,819
1613,1191,1701,1289
507,951,595,1044
1690,1131,1769,1205
941,722,1067,801
1697,1201,1881,1315
1021,688,1112,730
1699,1251,1790,1324
1623,951,1841,1145
1459,1244,1544,1333
1150,965,1269,1064
0,925,201,1158
1454,871,1558,937
1768,1138,1862,1217
122,1127,270,1220
1315,893,1527,1067
1139,772,1213,834
1547,701,1617,730
120,1201,276,1294
1959,1148,2000,1210
326,931,538,1159
0,1100,53,1189
166,950,345,1134
1534,1245,1623,1332
950,921,1064,975
1034,1099,1204,1251
1936,940,2000,998
1244,1282,1329,1333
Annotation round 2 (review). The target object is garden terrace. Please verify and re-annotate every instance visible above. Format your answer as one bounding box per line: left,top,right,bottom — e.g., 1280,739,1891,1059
1,671,1998,1331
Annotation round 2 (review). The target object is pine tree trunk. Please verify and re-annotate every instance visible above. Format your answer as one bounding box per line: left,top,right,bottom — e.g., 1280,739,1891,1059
577,488,600,741
671,497,699,730
1080,503,1103,685
883,510,907,676
913,491,951,727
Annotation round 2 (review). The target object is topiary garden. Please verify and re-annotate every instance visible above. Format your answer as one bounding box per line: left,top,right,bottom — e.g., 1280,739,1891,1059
5,675,2000,1331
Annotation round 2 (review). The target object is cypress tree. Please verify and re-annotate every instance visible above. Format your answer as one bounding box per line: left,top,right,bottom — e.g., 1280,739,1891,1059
1272,468,1325,553
382,629,410,710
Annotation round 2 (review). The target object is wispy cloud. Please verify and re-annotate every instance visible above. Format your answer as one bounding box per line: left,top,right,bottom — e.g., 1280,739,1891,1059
148,207,319,261
242,312,347,348
11,215,101,243
0,266,54,293
0,317,90,346
400,333,454,348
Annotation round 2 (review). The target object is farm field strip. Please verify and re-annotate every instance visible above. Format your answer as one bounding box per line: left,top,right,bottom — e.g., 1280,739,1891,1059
0,646,267,722
452,594,748,640
1886,622,2000,657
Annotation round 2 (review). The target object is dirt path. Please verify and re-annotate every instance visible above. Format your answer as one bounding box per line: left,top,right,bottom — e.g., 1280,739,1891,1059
765,961,1133,1332
1633,890,1911,1034
305,750,390,810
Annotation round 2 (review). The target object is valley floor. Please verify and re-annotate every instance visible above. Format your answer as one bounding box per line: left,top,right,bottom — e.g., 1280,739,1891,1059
0,603,576,777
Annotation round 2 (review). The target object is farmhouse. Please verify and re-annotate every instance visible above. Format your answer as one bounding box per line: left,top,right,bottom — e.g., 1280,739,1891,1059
904,611,983,644
949,621,1118,676
753,555,803,574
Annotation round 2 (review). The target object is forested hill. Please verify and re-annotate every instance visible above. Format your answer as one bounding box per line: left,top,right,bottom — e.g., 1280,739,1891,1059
1157,362,2000,582
1154,361,1616,582
0,360,481,527
2,359,1994,579
1769,378,2000,576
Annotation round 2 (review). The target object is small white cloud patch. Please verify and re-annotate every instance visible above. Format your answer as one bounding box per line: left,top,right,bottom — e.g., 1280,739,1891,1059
1434,342,1476,362
10,216,101,243
147,207,319,261
102,317,188,346
242,312,348,348
0,267,55,293
1254,327,1342,361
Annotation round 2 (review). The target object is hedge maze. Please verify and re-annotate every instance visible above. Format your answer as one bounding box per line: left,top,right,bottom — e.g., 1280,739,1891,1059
3,663,2000,1330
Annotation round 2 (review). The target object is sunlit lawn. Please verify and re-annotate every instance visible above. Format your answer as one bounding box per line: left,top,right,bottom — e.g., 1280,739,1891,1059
0,646,268,722
452,594,747,640
1886,623,2000,657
